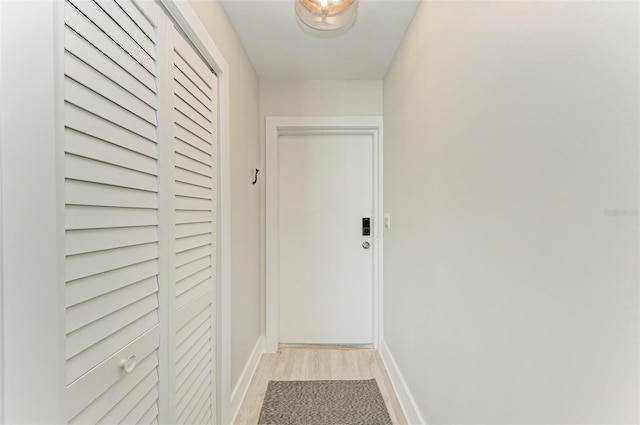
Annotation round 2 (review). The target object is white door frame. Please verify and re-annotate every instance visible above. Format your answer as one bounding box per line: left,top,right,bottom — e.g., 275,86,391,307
265,116,384,353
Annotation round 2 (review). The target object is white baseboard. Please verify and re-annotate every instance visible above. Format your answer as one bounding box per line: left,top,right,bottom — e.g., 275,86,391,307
380,339,427,425
229,336,265,424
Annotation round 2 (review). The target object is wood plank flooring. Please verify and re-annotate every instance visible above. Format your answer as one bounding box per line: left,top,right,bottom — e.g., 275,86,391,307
233,346,407,425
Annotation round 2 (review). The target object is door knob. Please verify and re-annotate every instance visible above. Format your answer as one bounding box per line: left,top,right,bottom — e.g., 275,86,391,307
121,355,137,373
362,241,370,249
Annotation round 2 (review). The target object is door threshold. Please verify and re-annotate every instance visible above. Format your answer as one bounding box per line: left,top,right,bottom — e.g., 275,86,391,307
279,343,374,350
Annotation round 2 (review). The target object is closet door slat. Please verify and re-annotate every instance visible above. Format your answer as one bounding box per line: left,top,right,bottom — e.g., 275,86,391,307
65,104,158,159
65,3,156,93
175,246,211,268
175,331,210,381
95,0,155,57
69,0,156,76
175,125,213,157
66,260,158,308
175,256,211,282
65,52,157,125
175,210,213,225
118,385,160,425
176,349,210,407
175,139,212,167
138,402,160,425
176,359,211,422
175,109,211,143
66,179,158,209
174,95,212,132
66,226,158,256
175,268,210,298
66,242,159,282
66,276,158,333
174,54,212,101
176,279,211,311
174,167,212,189
114,0,155,40
65,78,157,142
174,69,212,116
173,33,212,92
174,81,211,118
131,0,157,27
176,195,214,212
174,182,212,201
66,153,157,192
181,384,211,425
175,310,210,360
66,129,158,176
66,205,158,231
65,27,156,108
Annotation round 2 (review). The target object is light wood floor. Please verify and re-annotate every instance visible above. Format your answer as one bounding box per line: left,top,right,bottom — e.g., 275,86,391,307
233,346,408,425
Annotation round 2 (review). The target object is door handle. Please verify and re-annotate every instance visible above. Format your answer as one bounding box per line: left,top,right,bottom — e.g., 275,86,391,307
121,355,137,373
362,241,370,249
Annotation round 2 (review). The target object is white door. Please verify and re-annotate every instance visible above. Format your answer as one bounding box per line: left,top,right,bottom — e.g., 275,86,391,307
169,26,217,425
61,1,217,422
63,0,163,422
279,133,374,345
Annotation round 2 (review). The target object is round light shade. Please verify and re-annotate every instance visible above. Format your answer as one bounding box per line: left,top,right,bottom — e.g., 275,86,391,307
295,0,359,32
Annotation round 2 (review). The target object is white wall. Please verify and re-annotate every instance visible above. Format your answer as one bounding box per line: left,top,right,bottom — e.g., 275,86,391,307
259,79,383,333
383,1,639,424
189,0,261,391
260,80,383,118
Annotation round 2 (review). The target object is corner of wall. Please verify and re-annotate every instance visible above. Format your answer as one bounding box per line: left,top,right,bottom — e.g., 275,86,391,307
380,340,427,425
229,336,265,424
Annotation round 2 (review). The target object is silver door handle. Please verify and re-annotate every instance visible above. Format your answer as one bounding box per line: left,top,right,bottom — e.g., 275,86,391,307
362,241,370,249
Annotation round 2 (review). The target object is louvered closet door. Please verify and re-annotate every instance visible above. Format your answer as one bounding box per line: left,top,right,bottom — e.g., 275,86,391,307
171,27,218,425
63,0,162,423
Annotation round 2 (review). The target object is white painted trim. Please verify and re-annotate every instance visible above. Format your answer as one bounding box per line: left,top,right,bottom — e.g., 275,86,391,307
380,340,427,425
0,3,4,421
159,1,232,423
229,336,265,424
0,1,65,421
265,116,384,353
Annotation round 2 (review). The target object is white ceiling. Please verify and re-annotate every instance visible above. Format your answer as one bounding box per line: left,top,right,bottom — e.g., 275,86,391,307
220,0,420,80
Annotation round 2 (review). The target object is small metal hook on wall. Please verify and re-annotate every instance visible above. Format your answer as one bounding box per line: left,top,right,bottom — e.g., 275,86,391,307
252,168,259,185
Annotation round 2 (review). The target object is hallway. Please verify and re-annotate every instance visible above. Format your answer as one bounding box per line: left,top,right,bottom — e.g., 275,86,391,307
0,0,638,423
234,347,406,425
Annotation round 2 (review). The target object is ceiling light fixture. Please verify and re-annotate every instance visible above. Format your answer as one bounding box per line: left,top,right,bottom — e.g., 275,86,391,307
295,0,359,33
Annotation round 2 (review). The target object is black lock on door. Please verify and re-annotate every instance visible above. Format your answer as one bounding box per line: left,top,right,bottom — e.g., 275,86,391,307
362,217,371,236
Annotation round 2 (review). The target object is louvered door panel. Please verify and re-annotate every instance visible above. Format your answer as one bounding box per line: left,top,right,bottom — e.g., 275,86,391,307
172,27,217,425
63,1,161,423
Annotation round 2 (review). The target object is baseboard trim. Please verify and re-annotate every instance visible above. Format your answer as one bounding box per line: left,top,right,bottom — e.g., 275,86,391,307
380,339,427,425
229,336,265,424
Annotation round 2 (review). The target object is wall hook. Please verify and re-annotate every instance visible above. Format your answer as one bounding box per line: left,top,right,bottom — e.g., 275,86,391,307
252,168,259,185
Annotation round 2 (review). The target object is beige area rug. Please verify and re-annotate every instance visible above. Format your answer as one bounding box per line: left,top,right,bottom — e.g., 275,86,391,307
258,379,393,425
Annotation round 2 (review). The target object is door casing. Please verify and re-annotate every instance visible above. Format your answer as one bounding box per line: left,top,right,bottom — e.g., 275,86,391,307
265,116,384,353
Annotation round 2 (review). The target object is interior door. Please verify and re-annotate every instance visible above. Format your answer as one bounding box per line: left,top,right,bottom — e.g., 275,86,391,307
279,132,374,345
63,0,162,422
170,26,217,425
